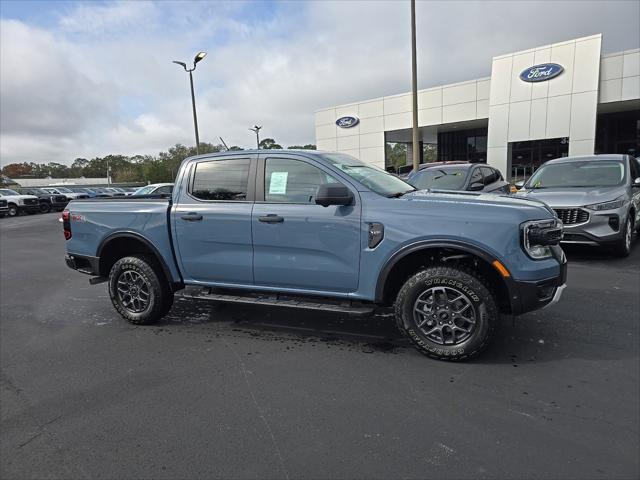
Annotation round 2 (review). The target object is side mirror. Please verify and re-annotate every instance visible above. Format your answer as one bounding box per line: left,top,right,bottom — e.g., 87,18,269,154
468,182,484,191
315,184,353,207
514,180,525,190
633,177,640,188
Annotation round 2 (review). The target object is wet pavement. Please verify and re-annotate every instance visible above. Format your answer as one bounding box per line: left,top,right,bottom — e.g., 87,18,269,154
1,213,639,479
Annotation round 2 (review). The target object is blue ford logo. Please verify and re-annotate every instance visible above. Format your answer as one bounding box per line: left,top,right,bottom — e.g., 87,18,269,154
336,116,359,128
520,63,564,82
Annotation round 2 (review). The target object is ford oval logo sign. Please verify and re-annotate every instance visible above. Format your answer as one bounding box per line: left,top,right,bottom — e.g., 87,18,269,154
520,63,564,82
336,116,359,128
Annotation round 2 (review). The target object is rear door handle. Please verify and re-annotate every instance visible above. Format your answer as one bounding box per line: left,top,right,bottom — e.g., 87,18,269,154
258,214,284,223
181,212,203,221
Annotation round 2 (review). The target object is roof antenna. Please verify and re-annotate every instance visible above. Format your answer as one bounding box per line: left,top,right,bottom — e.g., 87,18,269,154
219,137,230,151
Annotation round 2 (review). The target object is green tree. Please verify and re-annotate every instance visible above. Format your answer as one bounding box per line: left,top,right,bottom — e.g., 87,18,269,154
258,138,282,150
385,143,408,172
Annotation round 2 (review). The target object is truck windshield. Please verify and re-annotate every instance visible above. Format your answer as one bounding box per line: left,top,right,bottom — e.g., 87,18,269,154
55,187,73,193
526,160,625,188
322,153,416,197
0,189,19,195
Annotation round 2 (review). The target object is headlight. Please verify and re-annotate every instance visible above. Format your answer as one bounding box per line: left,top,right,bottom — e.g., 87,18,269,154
584,197,625,211
16,198,25,205
50,195,57,202
521,219,563,260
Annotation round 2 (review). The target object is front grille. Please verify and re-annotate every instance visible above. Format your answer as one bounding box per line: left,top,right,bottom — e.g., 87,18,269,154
23,198,38,206
0,200,7,207
553,208,589,225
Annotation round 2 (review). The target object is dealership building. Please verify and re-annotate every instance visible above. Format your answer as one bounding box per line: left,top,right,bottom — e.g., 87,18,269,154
315,34,640,179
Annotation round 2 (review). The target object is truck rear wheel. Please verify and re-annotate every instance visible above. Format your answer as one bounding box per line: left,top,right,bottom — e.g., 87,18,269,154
108,254,172,325
394,266,498,361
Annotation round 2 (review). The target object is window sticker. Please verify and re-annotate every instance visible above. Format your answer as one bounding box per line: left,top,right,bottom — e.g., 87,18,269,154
269,171,289,194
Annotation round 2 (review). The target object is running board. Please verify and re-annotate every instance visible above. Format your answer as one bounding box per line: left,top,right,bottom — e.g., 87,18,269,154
178,287,375,316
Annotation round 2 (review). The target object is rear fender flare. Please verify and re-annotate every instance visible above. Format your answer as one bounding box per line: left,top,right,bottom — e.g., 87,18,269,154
97,231,177,288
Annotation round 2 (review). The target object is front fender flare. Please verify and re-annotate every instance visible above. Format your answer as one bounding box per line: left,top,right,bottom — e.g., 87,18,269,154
374,239,509,303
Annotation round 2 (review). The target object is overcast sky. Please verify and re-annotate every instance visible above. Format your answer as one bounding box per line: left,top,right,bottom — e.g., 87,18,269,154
1,0,639,166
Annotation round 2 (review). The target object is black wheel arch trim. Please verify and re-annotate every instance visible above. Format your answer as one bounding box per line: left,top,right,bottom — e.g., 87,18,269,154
374,239,513,304
96,231,183,291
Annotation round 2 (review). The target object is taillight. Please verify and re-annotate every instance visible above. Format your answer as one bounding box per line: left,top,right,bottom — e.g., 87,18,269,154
62,209,72,240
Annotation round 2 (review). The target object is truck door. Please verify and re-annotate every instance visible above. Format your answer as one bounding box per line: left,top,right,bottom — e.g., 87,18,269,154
252,155,361,293
172,156,256,285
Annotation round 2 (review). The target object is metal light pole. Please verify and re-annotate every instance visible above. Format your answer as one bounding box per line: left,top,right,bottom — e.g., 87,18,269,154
173,51,207,155
410,0,420,172
250,125,262,149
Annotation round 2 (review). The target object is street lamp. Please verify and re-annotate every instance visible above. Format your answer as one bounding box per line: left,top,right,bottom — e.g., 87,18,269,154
173,51,207,155
249,125,262,149
410,0,419,172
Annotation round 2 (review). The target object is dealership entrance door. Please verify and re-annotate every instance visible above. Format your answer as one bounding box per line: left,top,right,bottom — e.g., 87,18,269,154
510,138,569,182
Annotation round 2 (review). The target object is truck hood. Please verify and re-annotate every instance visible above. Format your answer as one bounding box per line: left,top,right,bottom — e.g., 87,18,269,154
514,186,624,208
403,189,555,215
0,194,39,201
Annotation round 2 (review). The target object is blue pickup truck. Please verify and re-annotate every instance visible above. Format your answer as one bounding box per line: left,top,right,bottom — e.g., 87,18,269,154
63,150,566,360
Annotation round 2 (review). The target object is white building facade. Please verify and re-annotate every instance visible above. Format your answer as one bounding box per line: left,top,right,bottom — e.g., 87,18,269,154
315,34,640,180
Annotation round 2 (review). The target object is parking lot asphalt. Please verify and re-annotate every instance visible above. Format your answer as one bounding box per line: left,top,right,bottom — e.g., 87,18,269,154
1,213,639,480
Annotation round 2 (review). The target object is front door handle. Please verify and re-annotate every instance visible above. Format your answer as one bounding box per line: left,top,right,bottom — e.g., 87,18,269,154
181,212,203,221
258,214,284,223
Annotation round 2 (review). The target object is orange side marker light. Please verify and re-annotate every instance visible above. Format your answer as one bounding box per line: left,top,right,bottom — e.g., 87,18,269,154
492,260,511,278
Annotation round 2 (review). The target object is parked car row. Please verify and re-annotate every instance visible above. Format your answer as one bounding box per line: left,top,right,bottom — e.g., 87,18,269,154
0,184,173,217
401,154,640,257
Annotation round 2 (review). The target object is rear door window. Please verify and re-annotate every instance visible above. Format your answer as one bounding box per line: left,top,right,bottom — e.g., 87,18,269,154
191,159,250,201
480,167,496,185
469,168,483,186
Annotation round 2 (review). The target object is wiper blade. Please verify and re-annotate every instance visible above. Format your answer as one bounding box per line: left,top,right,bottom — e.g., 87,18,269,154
386,189,417,198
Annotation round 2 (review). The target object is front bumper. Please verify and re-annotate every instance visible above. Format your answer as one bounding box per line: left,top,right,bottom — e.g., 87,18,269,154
507,248,568,314
19,203,40,213
557,205,628,245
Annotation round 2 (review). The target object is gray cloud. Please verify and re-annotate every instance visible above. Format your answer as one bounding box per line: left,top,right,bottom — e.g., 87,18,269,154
1,0,638,166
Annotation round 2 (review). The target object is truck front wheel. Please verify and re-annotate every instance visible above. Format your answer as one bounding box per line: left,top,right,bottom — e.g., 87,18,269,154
394,266,498,361
108,255,172,324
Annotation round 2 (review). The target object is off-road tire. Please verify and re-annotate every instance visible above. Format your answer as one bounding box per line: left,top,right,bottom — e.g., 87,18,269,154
612,215,633,258
394,266,498,361
108,254,173,325
39,202,51,214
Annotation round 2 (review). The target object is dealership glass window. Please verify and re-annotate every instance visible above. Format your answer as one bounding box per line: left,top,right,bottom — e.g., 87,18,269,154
191,159,250,201
437,127,488,163
264,158,339,203
510,138,569,182
595,110,640,156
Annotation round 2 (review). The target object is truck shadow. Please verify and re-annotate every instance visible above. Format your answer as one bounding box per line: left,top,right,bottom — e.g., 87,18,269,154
561,242,640,264
157,297,634,364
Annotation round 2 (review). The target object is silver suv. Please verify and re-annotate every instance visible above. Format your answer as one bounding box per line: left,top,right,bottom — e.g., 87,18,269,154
515,154,640,257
